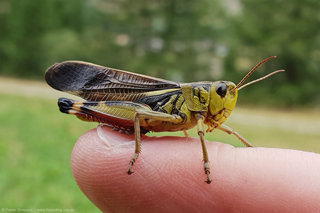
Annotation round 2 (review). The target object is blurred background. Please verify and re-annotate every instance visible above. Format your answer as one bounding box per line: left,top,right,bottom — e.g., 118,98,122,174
0,0,319,211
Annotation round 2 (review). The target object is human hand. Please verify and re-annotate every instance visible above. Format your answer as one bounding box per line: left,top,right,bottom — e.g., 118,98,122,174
71,125,320,212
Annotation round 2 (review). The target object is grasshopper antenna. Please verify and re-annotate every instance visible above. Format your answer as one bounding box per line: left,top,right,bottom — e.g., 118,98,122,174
231,56,285,92
237,69,285,91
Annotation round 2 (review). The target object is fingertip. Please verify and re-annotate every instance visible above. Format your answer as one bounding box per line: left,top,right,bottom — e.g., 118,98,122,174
71,128,320,212
70,127,223,212
71,127,135,212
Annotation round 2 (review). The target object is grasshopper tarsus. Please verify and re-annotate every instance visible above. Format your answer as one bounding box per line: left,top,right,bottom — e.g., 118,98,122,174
127,153,139,175
205,178,212,184
204,169,212,184
126,162,134,175
203,162,212,184
126,169,134,175
127,162,134,175
205,170,212,184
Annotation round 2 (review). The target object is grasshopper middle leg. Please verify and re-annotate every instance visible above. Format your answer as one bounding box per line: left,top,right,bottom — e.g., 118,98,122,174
196,114,212,184
126,109,184,175
126,116,141,175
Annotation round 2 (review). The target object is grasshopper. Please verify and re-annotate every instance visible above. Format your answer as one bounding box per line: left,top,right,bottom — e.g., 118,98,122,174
45,56,284,183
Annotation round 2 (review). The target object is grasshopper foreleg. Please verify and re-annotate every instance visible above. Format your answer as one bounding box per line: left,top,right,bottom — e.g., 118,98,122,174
217,124,253,147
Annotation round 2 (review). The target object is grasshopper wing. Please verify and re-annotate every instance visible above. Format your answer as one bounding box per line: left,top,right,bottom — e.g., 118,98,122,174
45,61,180,102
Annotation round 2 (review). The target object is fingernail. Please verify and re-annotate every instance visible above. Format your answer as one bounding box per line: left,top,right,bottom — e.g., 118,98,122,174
97,124,135,148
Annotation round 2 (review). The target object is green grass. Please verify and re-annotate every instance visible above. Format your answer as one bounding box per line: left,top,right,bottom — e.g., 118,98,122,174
0,93,98,211
0,92,319,211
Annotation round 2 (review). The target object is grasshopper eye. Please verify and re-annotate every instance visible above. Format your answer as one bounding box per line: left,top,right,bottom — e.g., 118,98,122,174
215,82,227,98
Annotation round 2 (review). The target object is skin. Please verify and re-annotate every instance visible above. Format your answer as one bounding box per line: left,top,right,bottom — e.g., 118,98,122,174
71,126,320,213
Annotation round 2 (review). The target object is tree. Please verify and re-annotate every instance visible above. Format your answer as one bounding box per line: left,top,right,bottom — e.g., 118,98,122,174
227,0,320,106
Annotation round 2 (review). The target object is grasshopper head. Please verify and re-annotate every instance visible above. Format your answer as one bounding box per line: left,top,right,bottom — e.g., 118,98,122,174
206,56,284,129
207,81,238,125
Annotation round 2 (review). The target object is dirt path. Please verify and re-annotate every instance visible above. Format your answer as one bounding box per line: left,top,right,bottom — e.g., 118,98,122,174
1,76,319,135
0,76,77,100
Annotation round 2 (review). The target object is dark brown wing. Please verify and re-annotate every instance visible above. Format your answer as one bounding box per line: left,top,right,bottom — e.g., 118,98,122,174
45,61,181,101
